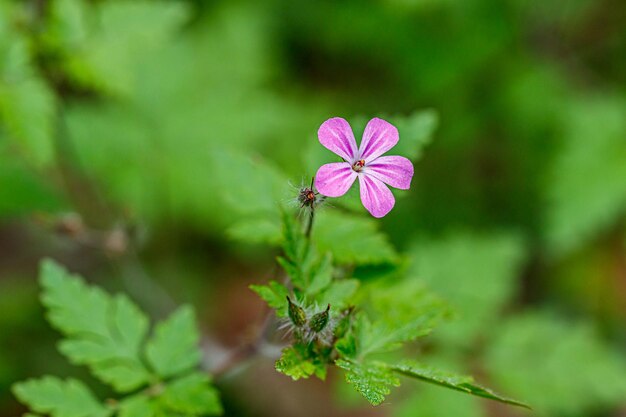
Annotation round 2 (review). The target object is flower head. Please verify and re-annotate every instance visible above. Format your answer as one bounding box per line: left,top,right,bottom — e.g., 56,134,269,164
314,117,414,218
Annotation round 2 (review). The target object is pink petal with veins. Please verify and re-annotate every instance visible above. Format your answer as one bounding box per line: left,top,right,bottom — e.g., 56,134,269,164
365,156,414,190
358,118,399,162
315,162,357,197
359,174,395,218
318,118,358,161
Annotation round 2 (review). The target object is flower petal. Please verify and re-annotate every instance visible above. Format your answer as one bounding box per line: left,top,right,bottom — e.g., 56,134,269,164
359,174,395,218
315,162,357,197
365,156,414,190
318,118,358,161
358,118,399,162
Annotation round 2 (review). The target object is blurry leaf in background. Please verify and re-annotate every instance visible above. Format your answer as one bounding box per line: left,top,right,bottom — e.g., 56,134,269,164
545,95,626,257
156,372,222,416
13,376,110,417
395,381,483,417
145,305,201,379
44,0,190,95
0,6,56,167
407,232,526,347
0,142,65,216
485,311,626,416
40,260,152,392
315,211,398,265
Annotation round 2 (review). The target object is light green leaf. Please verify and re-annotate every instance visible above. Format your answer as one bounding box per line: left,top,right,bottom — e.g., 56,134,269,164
249,281,289,317
54,0,190,95
316,279,359,310
0,69,56,166
12,376,110,417
226,217,281,245
407,232,525,346
146,305,201,379
306,253,333,296
356,282,449,358
390,361,529,408
39,259,151,392
485,312,626,416
158,373,222,416
118,395,154,417
315,211,398,265
335,360,400,406
276,345,327,381
390,109,438,160
545,95,626,256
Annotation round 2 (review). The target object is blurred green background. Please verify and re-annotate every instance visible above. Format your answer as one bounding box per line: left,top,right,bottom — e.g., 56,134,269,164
1,0,625,416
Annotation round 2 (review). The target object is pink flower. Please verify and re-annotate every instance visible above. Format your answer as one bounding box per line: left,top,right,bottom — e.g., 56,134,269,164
314,117,414,218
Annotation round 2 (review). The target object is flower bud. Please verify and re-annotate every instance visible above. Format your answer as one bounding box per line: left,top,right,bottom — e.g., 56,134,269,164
309,304,330,333
287,296,307,327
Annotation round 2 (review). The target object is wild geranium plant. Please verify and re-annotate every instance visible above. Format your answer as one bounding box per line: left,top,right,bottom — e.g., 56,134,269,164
13,116,528,416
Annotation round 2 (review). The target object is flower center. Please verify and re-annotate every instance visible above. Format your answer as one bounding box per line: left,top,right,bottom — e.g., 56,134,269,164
352,159,365,172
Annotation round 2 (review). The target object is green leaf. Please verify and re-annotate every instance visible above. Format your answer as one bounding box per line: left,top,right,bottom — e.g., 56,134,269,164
12,376,110,417
306,252,333,296
0,40,56,166
407,232,526,346
226,217,281,245
158,373,222,416
51,0,190,95
276,345,327,381
485,312,626,416
145,305,201,379
335,360,400,406
356,282,448,358
316,279,359,310
389,109,438,160
39,259,151,392
390,361,529,408
118,395,154,417
315,211,398,265
545,95,626,257
249,281,289,317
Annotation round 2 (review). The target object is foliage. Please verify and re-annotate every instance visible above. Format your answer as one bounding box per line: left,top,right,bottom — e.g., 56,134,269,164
251,210,527,408
485,312,626,416
13,259,222,417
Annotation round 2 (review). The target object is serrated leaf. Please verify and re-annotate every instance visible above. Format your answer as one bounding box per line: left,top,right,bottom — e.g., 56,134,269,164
356,282,448,358
146,305,201,379
158,373,222,416
12,376,110,417
390,361,529,408
335,360,400,406
249,281,289,317
275,345,327,381
315,211,398,265
39,259,151,392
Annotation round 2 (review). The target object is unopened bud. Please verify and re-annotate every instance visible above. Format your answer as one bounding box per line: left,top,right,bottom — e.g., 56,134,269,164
309,304,330,333
287,296,307,327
